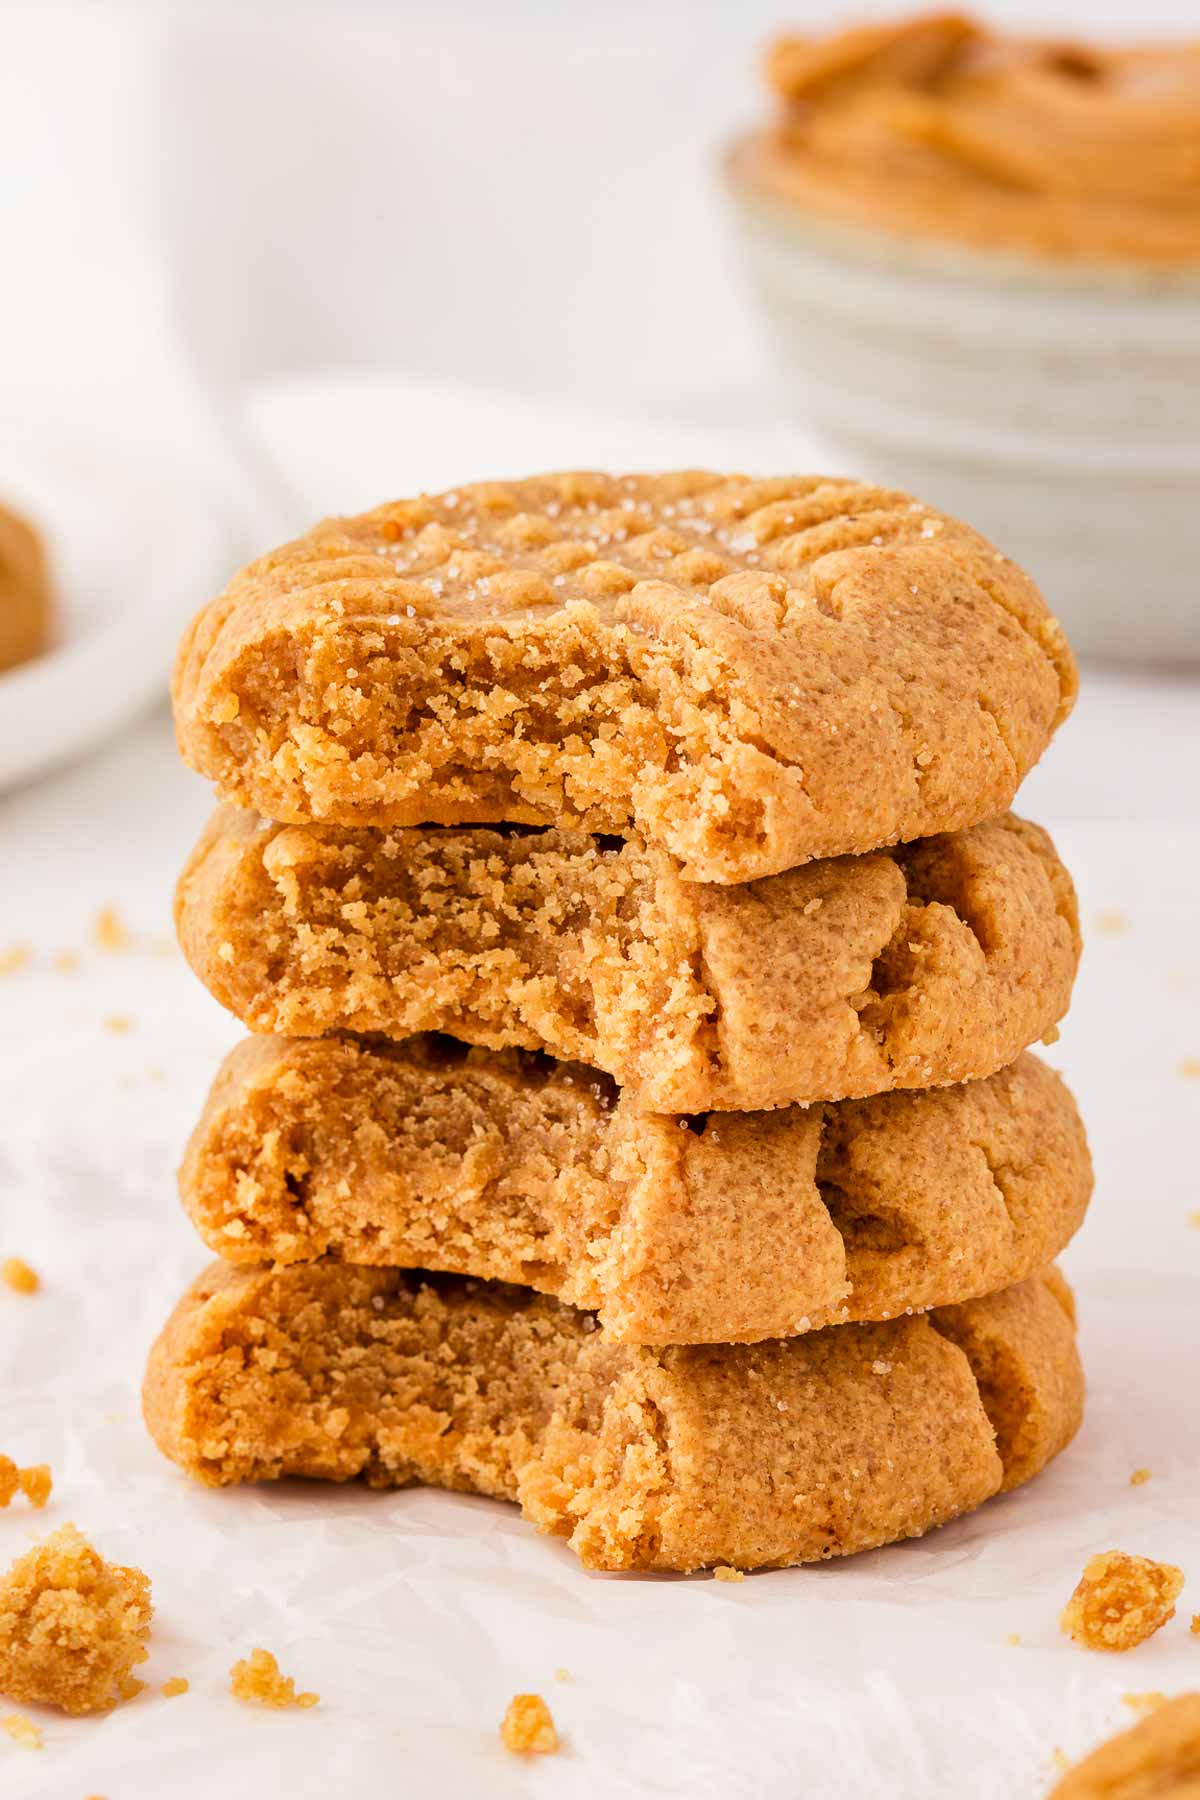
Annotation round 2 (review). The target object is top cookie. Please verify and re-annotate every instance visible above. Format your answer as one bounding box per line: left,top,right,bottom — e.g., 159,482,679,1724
173,472,1076,883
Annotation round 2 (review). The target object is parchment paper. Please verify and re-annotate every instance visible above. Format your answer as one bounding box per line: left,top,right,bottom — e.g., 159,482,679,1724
2,701,1198,1800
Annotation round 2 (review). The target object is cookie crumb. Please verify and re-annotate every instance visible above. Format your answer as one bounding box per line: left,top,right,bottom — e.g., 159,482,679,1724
1130,1468,1153,1487
1180,1058,1200,1080
1192,1615,1200,1635
1,1712,42,1750
1040,1023,1061,1046
1123,1692,1168,1715
1190,1211,1200,1230
1095,910,1130,935
229,1648,318,1710
103,1013,132,1036
2,1258,39,1295
1005,1632,1021,1646
160,1677,189,1698
0,1525,151,1713
53,949,79,974
713,1565,745,1583
20,1466,51,1509
0,1459,52,1509
92,907,130,952
1060,1551,1184,1652
500,1693,558,1756
0,945,31,976
553,1668,573,1684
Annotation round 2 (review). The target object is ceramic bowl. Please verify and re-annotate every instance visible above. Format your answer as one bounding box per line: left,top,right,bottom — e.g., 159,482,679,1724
725,160,1200,663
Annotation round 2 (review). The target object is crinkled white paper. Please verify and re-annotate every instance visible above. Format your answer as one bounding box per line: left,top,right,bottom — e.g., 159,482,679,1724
2,5,1198,1777
2,698,1199,1800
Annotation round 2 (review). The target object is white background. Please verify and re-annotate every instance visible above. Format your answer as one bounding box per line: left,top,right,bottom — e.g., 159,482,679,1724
1,4,1200,1796
4,0,1200,436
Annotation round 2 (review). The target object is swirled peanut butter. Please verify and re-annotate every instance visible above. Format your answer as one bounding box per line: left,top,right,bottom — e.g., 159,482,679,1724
732,12,1200,265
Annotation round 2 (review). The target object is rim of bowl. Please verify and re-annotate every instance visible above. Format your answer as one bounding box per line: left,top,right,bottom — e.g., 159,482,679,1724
722,136,1200,299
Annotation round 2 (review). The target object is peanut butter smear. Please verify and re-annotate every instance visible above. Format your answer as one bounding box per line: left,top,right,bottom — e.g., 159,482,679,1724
731,12,1200,266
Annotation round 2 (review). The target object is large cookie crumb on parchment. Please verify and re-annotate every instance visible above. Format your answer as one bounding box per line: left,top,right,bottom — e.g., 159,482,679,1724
1060,1551,1184,1653
0,1457,51,1509
229,1648,318,1710
0,1525,152,1714
2,1258,39,1295
500,1693,559,1755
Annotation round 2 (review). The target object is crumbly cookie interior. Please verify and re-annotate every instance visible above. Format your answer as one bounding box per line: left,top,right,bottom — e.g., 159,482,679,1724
144,1264,1082,1572
182,1037,1090,1344
174,473,1074,880
177,808,1078,1112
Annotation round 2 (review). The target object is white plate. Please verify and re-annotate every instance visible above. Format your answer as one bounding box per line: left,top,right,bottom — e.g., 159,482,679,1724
0,437,236,793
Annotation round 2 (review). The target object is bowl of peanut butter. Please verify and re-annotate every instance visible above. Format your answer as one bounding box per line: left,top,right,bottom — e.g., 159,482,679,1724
725,11,1200,660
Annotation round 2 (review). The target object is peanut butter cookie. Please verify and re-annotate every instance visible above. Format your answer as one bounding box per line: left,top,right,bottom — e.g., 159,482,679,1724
182,1039,1090,1345
176,808,1078,1111
144,1263,1082,1573
0,1525,152,1714
172,473,1074,882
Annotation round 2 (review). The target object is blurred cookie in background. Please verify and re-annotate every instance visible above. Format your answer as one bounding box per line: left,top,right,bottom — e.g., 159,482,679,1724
723,13,1200,662
0,500,52,673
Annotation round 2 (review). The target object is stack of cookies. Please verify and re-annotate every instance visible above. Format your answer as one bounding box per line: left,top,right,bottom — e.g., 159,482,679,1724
146,472,1091,1574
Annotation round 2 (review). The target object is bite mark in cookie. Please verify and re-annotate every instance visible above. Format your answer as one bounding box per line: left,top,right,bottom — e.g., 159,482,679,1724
181,1038,1091,1345
144,1263,1083,1574
172,473,1074,881
176,807,1079,1112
